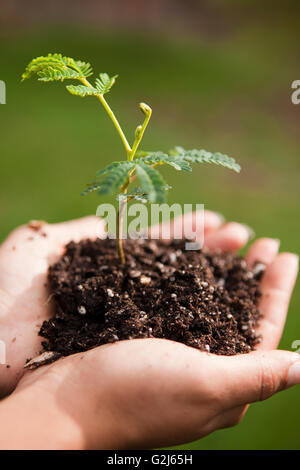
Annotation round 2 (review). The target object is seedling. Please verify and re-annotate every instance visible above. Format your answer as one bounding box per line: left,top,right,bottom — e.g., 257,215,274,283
22,53,240,263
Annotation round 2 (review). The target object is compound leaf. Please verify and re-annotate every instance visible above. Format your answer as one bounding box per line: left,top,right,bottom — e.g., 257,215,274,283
138,152,192,172
81,183,102,196
96,161,131,178
22,53,93,82
169,147,241,173
66,84,99,97
136,163,167,203
96,162,135,196
95,73,118,95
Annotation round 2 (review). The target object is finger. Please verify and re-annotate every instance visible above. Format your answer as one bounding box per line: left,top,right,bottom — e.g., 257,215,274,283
204,222,254,251
47,216,105,244
149,210,224,240
1,216,105,250
0,217,106,284
203,211,225,235
256,253,299,350
209,349,300,408
246,238,280,268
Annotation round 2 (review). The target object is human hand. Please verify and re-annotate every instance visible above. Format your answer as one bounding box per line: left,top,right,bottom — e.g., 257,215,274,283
0,210,245,397
0,216,104,396
0,213,298,449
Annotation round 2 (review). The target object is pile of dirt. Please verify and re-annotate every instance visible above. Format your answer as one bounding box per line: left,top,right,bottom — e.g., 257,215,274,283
39,238,263,358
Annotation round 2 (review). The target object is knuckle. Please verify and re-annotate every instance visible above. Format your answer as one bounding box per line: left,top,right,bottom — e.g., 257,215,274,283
258,360,277,401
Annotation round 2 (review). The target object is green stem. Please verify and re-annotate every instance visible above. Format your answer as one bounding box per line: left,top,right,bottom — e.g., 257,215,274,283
128,103,152,161
79,80,152,264
80,78,132,157
117,199,126,265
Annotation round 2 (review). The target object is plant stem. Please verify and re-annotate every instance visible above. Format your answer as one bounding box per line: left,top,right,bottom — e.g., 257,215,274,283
128,103,152,161
116,196,127,264
117,173,135,264
79,80,151,264
80,78,132,157
80,77,132,262
97,94,131,156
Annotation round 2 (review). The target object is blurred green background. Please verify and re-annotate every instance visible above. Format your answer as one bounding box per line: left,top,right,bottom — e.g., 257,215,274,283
0,0,299,450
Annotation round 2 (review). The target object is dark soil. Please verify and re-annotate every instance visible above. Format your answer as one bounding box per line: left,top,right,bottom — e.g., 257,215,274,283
39,238,264,359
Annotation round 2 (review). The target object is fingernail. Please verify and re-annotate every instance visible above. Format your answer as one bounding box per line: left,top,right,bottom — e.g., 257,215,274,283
287,360,300,388
241,224,255,241
272,238,281,248
291,254,299,267
282,253,299,271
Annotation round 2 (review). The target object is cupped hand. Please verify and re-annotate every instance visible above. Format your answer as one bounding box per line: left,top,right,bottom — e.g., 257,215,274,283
0,212,298,449
0,216,105,396
0,210,225,395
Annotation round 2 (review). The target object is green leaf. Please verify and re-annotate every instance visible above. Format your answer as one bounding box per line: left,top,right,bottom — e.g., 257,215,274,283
138,152,192,172
22,53,93,82
96,161,131,178
136,163,167,203
117,187,149,203
169,147,241,173
66,84,98,97
96,162,135,196
135,150,152,158
81,183,101,196
169,146,185,156
95,73,118,95
83,162,135,196
37,66,83,82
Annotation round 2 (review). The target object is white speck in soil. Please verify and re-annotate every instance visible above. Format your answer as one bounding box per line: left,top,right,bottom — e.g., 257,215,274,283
140,275,151,285
169,253,177,263
78,305,86,315
107,289,114,297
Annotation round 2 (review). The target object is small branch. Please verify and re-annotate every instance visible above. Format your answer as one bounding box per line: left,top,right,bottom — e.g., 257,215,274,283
97,94,132,156
80,78,132,156
128,103,152,161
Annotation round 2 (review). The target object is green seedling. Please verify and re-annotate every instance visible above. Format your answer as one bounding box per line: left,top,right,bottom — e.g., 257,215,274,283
22,53,240,263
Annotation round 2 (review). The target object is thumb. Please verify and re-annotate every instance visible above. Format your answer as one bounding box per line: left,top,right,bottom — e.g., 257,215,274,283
211,350,300,407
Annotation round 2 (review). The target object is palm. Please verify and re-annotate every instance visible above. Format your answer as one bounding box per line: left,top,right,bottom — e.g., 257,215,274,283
0,217,103,396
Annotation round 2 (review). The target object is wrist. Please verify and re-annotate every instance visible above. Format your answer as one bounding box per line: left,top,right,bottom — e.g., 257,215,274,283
0,383,86,450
